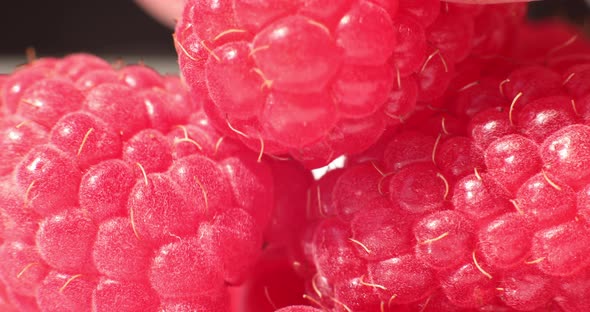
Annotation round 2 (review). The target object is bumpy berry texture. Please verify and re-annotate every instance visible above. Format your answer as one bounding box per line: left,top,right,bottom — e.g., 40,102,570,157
0,53,296,311
290,21,590,311
175,0,527,168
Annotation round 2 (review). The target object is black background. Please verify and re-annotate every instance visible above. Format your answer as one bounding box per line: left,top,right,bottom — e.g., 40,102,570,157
529,0,589,23
0,0,175,56
0,0,588,57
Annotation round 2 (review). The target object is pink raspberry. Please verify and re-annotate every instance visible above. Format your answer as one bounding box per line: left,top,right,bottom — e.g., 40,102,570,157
175,0,527,168
290,19,590,311
0,53,304,311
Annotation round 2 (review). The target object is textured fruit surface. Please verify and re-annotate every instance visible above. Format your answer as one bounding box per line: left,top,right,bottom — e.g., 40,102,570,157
1,2,587,312
175,0,527,168
289,20,590,311
0,54,291,311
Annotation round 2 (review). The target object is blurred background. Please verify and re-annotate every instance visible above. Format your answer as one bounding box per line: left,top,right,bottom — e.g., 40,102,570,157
529,0,590,23
0,0,589,74
0,0,177,73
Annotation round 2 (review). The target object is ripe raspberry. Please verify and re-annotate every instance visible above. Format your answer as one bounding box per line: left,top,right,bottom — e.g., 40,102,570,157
175,0,527,168
291,20,590,311
0,54,297,311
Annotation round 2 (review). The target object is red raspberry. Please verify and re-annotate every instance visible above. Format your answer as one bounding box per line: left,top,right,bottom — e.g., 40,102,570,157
290,20,590,311
175,0,527,168
0,54,304,311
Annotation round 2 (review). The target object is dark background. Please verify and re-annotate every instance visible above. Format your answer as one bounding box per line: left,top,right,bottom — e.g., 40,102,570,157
0,0,176,57
529,0,590,23
0,0,588,58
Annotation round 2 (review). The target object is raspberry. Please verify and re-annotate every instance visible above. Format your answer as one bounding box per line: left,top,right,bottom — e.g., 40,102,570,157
0,180,40,243
2,3,585,311
176,0,527,168
0,54,296,311
291,19,590,311
118,65,166,90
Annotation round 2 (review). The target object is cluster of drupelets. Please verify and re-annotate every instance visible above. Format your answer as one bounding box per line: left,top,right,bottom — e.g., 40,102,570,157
0,53,290,311
174,0,526,168
2,0,590,311
288,21,590,312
